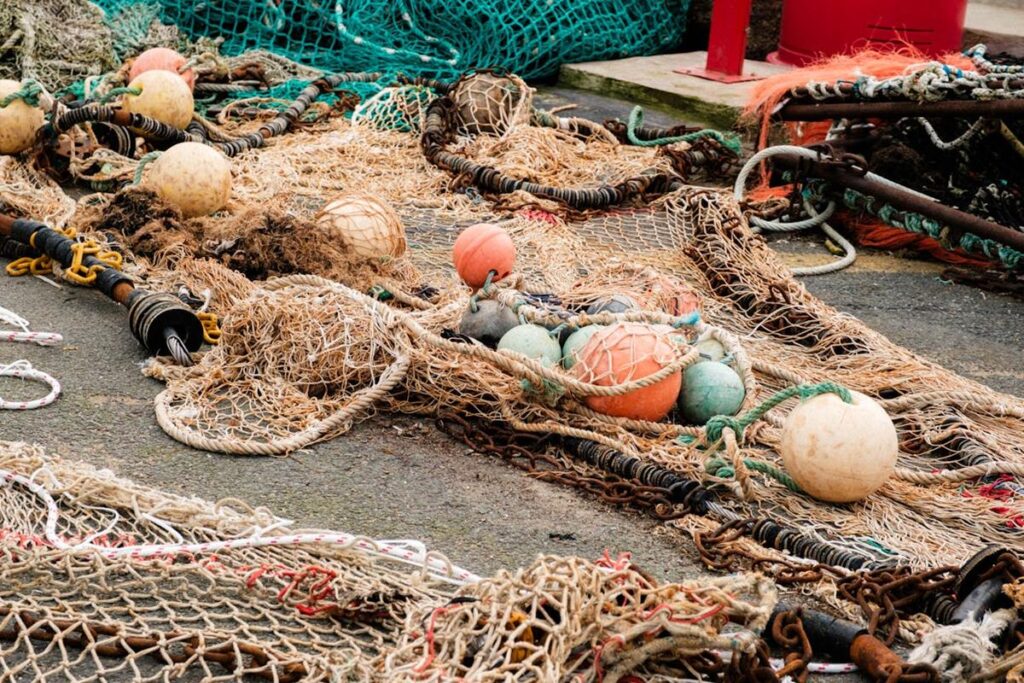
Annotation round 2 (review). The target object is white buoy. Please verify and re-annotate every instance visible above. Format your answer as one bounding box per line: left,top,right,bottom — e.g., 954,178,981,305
145,142,232,218
780,390,898,503
0,80,44,154
316,195,407,261
122,70,194,130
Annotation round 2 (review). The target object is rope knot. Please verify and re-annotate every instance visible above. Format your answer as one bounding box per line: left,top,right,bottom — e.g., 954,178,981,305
704,415,742,445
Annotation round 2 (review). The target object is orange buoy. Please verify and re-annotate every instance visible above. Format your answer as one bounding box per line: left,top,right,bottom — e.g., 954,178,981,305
452,223,516,289
129,48,196,91
573,322,682,422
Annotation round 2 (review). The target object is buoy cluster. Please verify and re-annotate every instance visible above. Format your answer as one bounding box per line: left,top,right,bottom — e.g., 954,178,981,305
449,222,898,503
450,223,744,424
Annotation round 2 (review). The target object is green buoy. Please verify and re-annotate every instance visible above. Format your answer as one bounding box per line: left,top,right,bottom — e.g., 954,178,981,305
561,324,604,369
679,360,745,425
498,324,562,367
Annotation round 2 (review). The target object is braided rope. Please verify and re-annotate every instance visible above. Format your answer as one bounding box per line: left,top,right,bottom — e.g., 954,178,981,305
0,361,61,410
0,79,43,108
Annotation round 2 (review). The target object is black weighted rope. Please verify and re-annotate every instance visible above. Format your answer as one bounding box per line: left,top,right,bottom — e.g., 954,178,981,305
9,219,131,299
51,72,385,157
421,97,684,210
562,437,870,571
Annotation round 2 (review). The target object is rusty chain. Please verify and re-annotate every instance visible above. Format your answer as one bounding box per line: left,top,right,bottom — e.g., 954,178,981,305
694,519,845,587
435,414,689,520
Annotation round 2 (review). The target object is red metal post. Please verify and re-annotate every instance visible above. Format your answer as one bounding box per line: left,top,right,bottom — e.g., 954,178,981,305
675,0,762,83
706,0,752,75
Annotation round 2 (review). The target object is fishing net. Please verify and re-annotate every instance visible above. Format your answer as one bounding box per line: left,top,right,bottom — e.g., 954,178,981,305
0,0,118,95
25,101,1019,583
0,440,776,681
88,0,690,80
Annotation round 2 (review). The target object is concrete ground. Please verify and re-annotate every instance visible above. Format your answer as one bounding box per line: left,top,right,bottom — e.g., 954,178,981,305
1,87,1022,678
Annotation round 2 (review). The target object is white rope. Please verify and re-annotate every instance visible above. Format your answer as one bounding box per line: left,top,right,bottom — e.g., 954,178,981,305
733,146,856,276
909,609,1014,682
0,360,61,410
0,306,63,409
0,466,480,585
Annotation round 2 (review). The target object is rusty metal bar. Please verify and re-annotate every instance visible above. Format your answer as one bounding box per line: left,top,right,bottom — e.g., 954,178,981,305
777,97,1024,121
770,154,1024,253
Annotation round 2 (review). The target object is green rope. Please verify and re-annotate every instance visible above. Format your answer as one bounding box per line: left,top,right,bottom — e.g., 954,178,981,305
625,106,742,154
98,86,142,103
132,151,163,185
803,179,1024,271
703,381,852,445
698,382,853,495
0,80,43,108
705,456,804,493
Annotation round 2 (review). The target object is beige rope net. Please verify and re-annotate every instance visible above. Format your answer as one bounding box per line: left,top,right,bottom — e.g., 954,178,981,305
4,82,1024,674
0,440,775,681
6,105,1022,575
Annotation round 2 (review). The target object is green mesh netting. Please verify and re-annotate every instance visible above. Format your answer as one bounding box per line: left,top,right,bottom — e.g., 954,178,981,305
93,0,691,80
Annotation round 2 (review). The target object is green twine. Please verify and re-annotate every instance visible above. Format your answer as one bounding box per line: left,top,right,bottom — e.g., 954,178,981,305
98,86,142,103
0,80,43,108
703,382,852,445
519,377,565,406
698,382,852,495
132,151,162,185
368,285,393,300
705,456,804,493
625,106,742,154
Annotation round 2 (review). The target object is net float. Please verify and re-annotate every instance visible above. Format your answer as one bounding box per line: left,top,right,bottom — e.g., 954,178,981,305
561,324,603,369
145,142,232,218
0,80,44,154
122,70,195,130
497,324,561,367
586,295,637,315
129,47,196,91
574,322,682,422
459,300,519,347
677,360,745,425
780,390,898,503
316,194,407,261
452,223,516,289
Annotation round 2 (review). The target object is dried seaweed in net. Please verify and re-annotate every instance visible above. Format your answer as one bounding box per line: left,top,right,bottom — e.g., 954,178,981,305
0,440,776,681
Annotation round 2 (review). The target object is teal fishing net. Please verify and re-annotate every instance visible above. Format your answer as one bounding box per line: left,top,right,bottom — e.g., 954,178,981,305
93,0,691,79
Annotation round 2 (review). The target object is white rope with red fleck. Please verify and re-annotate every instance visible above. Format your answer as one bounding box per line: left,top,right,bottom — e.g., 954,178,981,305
0,361,61,410
0,305,63,409
0,467,479,586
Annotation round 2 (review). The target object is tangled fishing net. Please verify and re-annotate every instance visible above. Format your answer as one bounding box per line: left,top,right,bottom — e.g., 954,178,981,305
5,5,1024,675
84,0,690,80
0,440,776,681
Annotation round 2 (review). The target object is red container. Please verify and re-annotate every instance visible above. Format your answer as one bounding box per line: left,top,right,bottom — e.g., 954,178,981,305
769,0,968,66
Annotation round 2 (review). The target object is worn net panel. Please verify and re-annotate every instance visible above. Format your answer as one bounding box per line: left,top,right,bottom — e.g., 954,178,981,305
0,0,118,91
38,108,1021,577
0,441,774,681
89,0,690,79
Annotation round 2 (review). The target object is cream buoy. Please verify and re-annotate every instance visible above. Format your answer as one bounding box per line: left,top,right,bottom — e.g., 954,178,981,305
145,142,231,217
0,80,44,154
122,70,194,130
316,195,407,261
780,390,898,503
